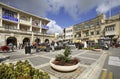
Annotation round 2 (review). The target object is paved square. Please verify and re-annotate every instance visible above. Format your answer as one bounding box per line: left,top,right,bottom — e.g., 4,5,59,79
78,57,96,65
80,53,100,59
29,56,50,66
41,65,86,79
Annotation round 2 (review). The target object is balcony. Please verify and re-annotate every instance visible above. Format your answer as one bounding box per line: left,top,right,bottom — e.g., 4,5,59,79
105,31,116,36
32,20,40,27
0,26,32,34
2,15,18,22
20,19,31,26
41,25,49,29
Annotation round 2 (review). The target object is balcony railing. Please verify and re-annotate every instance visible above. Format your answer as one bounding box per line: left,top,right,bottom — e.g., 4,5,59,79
105,31,116,36
20,19,31,25
2,14,18,22
41,25,49,29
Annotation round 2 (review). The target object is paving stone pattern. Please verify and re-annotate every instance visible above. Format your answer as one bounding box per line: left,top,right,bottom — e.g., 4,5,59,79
86,50,103,55
9,54,31,60
41,65,86,79
78,57,96,65
71,50,83,55
29,56,50,66
80,53,100,59
44,53,56,58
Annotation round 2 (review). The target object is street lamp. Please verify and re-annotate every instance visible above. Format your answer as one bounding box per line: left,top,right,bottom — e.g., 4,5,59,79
36,32,40,52
42,31,45,43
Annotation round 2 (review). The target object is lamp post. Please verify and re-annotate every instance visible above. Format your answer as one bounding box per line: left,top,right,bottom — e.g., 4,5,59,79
43,31,45,43
36,32,39,52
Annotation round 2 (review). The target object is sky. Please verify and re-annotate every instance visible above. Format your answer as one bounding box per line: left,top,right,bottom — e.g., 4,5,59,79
0,0,120,34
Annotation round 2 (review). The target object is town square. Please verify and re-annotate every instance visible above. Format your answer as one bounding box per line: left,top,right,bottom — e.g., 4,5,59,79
0,1,120,79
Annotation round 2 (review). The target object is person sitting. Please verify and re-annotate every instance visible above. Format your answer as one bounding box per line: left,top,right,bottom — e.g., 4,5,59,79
8,43,14,52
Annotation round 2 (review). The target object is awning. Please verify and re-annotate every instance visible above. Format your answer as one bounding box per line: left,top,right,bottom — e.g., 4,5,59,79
113,35,119,39
117,37,120,42
73,39,81,43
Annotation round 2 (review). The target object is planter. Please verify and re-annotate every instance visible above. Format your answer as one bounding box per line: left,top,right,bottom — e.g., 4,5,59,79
92,49,101,52
50,58,79,72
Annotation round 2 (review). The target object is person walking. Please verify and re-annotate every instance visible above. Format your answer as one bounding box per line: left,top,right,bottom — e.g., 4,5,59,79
51,41,55,51
104,43,109,50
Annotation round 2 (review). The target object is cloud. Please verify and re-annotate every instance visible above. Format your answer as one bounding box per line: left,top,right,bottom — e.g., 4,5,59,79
48,0,103,19
47,19,63,34
1,0,120,20
0,0,50,17
0,0,102,19
96,0,120,14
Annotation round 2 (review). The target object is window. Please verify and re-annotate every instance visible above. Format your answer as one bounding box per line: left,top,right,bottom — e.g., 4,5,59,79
84,25,89,28
90,24,94,27
105,25,115,31
2,8,17,18
85,31,89,36
96,30,100,35
32,20,39,26
91,32,94,35
21,16,30,21
96,22,99,26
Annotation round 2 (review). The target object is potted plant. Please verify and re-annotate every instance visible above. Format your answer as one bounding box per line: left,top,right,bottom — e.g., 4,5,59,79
50,46,80,72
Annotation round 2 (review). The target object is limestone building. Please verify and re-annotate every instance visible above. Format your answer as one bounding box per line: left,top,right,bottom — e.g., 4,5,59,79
73,14,106,46
64,26,74,43
101,14,120,45
71,13,120,46
0,2,54,47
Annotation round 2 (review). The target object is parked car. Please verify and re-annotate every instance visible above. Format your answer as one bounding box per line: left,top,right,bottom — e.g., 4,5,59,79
66,43,76,49
37,43,50,52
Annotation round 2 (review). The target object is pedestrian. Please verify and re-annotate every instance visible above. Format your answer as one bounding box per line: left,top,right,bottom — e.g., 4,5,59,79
104,43,109,50
51,41,55,51
8,43,14,52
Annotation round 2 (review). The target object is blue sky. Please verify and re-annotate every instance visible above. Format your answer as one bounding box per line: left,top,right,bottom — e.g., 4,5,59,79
0,0,120,34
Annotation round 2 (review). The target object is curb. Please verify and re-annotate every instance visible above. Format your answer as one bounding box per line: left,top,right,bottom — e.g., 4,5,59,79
76,50,108,79
0,54,10,62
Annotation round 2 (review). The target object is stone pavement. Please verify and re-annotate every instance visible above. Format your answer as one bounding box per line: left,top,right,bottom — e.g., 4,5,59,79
0,48,107,79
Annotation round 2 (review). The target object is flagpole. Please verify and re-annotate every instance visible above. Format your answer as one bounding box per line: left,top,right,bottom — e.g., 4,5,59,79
109,0,111,19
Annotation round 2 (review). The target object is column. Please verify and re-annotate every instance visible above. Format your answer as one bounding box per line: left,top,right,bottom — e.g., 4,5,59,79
39,20,42,33
0,7,2,27
17,13,20,29
0,34,6,46
31,32,34,44
30,17,32,31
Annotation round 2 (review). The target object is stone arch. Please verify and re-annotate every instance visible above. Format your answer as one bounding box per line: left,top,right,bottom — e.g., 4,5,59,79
6,36,17,45
35,38,41,43
23,37,30,44
45,39,49,43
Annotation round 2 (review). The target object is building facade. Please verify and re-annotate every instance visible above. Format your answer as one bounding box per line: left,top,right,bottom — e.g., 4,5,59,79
64,26,74,43
101,14,120,46
73,14,106,46
0,3,54,47
67,13,120,47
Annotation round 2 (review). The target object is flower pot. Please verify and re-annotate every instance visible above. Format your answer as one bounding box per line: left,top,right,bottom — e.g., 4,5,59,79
50,58,79,72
